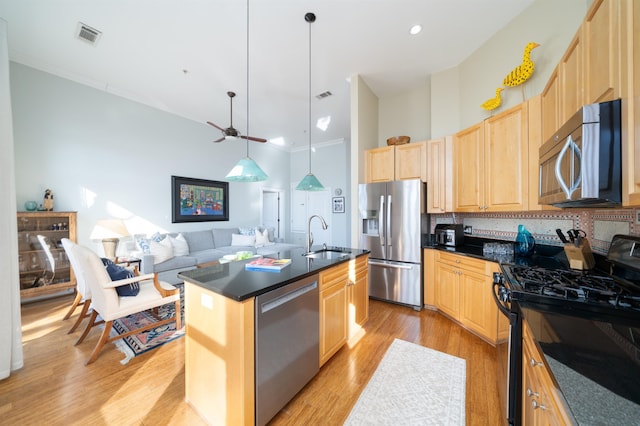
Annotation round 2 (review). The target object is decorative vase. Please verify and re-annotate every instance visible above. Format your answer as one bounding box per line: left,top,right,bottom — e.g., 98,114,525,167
515,224,535,257
24,201,37,211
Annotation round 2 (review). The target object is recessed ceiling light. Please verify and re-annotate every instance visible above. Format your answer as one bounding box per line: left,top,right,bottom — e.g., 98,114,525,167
409,24,422,35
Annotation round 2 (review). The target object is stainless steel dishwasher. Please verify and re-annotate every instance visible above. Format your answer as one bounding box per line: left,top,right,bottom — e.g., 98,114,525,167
255,273,319,426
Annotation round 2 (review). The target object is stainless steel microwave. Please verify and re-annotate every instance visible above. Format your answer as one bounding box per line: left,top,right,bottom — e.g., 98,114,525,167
539,99,622,208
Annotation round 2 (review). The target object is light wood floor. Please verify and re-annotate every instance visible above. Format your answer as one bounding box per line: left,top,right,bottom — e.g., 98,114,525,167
0,294,504,425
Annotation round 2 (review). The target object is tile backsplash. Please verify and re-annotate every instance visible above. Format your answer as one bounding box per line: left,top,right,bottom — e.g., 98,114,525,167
430,209,640,254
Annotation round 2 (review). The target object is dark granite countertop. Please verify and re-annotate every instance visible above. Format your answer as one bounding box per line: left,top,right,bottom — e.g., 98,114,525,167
521,307,640,424
178,246,369,301
423,235,575,267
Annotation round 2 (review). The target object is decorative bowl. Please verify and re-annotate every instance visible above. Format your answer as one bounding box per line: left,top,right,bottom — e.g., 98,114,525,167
24,201,37,211
386,136,410,146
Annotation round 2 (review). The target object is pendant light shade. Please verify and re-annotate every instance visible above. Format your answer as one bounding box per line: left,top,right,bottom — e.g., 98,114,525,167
295,12,324,191
226,0,268,182
226,156,268,181
296,173,325,191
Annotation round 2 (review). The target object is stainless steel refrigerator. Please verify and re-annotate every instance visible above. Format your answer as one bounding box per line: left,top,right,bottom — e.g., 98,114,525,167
358,179,424,309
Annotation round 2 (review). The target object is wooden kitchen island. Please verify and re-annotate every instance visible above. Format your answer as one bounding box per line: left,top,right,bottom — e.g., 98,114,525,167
178,247,369,425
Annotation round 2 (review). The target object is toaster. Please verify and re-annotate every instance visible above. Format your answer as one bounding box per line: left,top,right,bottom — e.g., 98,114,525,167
434,224,465,247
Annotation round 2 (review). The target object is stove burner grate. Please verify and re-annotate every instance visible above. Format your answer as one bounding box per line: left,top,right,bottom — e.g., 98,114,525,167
509,266,640,311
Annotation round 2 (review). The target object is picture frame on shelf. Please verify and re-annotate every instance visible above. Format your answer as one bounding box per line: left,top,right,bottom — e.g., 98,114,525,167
332,196,345,213
171,176,229,223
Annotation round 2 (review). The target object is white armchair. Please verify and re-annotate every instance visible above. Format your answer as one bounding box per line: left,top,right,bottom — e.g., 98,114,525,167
65,240,181,365
61,238,92,333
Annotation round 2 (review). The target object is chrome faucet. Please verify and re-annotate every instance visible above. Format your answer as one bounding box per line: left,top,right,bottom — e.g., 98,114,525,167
306,214,328,253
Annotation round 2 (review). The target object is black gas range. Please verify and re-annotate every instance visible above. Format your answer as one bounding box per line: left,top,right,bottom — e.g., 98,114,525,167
499,260,640,325
493,234,640,425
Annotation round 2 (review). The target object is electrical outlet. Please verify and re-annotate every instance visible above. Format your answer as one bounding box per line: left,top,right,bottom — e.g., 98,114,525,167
464,226,472,235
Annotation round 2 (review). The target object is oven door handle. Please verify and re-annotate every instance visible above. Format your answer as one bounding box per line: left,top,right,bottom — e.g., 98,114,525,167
492,281,511,317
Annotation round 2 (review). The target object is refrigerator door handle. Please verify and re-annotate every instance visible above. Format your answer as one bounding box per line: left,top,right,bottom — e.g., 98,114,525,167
378,195,385,247
386,195,392,244
368,260,414,270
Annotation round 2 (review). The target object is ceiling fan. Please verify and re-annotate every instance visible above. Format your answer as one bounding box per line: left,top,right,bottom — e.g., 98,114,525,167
207,91,267,143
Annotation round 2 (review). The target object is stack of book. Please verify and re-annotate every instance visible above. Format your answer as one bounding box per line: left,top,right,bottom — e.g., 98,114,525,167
245,257,292,272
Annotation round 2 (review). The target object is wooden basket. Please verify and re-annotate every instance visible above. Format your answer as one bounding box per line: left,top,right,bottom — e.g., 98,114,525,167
386,136,410,146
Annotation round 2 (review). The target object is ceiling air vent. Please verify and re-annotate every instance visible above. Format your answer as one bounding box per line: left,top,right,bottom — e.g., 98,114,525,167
315,91,332,100
76,22,102,45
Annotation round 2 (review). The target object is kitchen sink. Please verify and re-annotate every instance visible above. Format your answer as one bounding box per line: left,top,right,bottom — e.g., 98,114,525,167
303,249,351,260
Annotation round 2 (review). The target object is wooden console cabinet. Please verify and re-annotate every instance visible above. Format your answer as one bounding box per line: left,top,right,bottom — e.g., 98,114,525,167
17,211,77,300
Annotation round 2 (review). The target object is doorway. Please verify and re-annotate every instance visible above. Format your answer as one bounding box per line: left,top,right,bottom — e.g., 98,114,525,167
261,188,284,242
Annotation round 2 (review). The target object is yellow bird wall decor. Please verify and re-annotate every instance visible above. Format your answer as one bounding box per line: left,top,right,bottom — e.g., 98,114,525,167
481,88,503,111
503,42,540,88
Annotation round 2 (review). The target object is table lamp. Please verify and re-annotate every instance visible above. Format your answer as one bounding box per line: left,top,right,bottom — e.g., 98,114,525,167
90,219,129,260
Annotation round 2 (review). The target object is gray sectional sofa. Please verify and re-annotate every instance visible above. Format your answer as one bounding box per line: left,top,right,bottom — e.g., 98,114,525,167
135,227,302,284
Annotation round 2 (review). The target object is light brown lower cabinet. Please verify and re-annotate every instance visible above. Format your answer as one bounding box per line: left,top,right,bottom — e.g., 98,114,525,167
432,250,507,345
522,320,574,425
319,254,370,366
319,262,348,366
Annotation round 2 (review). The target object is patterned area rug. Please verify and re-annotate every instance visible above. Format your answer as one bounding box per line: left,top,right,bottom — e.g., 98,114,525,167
344,338,466,425
111,284,185,364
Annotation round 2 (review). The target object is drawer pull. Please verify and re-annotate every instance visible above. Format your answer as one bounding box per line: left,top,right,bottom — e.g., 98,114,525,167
530,358,544,367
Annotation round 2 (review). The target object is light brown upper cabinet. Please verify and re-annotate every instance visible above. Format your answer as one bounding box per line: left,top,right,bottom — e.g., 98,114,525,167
364,141,427,183
426,136,453,213
583,0,620,104
541,0,620,141
621,0,640,206
453,102,529,212
541,29,583,144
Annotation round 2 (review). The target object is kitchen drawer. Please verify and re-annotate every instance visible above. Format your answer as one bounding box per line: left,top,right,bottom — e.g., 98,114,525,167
353,255,368,273
319,261,350,291
437,251,488,274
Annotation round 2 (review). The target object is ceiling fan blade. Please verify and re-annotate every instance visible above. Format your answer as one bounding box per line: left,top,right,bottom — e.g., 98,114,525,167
213,136,226,143
241,135,268,143
207,121,225,132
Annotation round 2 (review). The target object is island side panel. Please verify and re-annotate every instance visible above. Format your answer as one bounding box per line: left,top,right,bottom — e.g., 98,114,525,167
184,281,255,425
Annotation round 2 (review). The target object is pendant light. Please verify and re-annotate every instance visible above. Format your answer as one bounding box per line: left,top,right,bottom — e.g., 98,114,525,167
226,0,268,182
295,12,325,191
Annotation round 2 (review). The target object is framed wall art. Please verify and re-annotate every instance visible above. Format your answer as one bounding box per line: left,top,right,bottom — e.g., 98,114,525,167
332,196,345,213
171,176,229,223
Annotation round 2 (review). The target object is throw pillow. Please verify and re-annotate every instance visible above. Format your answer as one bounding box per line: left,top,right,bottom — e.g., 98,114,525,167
254,228,270,247
239,226,257,236
265,226,276,242
101,258,138,297
231,233,256,246
149,237,174,264
136,237,151,254
150,232,165,242
168,233,189,256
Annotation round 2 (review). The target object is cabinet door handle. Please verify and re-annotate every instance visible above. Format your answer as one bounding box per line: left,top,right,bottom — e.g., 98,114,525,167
526,388,539,398
530,358,544,367
531,400,547,410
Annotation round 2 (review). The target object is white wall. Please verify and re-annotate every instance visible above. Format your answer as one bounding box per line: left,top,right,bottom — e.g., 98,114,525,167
378,79,431,146
373,0,589,145
350,75,379,247
10,63,291,254
456,0,588,129
290,139,349,246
